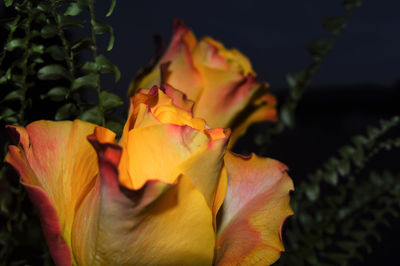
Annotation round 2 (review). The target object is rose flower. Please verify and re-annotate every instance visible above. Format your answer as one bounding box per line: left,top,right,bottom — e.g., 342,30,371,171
6,86,293,265
130,20,277,146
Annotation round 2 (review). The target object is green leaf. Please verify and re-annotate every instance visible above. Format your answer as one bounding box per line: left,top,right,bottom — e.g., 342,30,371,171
96,55,120,81
342,0,362,10
58,15,84,29
2,90,23,102
337,160,350,176
79,106,102,124
325,171,338,185
55,103,77,120
4,0,13,7
6,38,24,51
306,39,334,60
41,24,58,39
45,45,65,61
64,3,84,16
322,17,347,35
280,103,296,128
31,44,44,54
41,87,68,102
38,65,70,80
305,183,319,201
80,62,97,73
92,19,114,51
286,71,305,89
106,0,117,17
71,74,98,91
36,2,51,13
71,37,94,53
0,107,16,120
100,91,123,109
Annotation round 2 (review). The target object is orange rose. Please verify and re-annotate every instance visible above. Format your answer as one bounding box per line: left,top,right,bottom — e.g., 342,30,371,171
131,20,277,146
6,86,292,265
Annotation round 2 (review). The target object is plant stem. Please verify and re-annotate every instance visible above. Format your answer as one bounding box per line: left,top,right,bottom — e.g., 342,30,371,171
18,3,33,125
89,0,105,126
48,0,75,99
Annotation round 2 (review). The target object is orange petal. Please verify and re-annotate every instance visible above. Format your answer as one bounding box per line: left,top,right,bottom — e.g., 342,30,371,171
87,133,215,265
215,152,294,266
5,120,104,265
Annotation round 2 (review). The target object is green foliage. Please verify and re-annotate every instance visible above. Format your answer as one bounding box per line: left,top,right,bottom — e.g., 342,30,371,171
0,0,122,264
279,116,400,265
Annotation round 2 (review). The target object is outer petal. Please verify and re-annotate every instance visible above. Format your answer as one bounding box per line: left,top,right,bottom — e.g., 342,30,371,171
87,133,216,265
215,152,294,266
5,120,102,265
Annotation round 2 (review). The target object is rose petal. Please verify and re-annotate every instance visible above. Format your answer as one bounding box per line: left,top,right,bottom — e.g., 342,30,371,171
192,63,260,129
87,133,215,265
215,152,294,266
121,123,210,190
5,120,102,265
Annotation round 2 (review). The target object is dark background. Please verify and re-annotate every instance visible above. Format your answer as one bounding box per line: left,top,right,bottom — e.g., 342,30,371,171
99,1,400,265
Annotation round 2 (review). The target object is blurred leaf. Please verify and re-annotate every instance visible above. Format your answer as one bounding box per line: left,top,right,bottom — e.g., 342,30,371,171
306,39,334,60
41,87,68,102
41,24,58,39
64,2,85,16
6,38,24,51
325,171,338,185
286,71,305,90
71,37,94,53
2,90,23,102
79,106,102,124
106,120,123,136
322,17,347,34
36,2,51,13
38,65,70,80
45,45,65,61
0,107,16,120
55,103,77,120
92,19,114,51
342,0,362,10
80,61,97,73
31,44,44,54
96,55,120,81
4,0,13,7
100,91,123,109
71,74,98,91
280,103,295,128
305,183,320,201
58,14,84,28
106,0,116,17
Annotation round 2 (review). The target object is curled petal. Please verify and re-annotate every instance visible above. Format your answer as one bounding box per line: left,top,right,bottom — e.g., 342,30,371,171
88,132,216,265
215,152,294,266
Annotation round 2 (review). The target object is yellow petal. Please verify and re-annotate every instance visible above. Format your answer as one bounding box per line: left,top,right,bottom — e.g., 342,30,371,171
123,123,210,190
215,152,294,266
88,133,215,265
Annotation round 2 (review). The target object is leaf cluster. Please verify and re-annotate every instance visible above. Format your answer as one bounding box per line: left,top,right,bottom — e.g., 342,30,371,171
279,116,400,265
0,0,121,264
